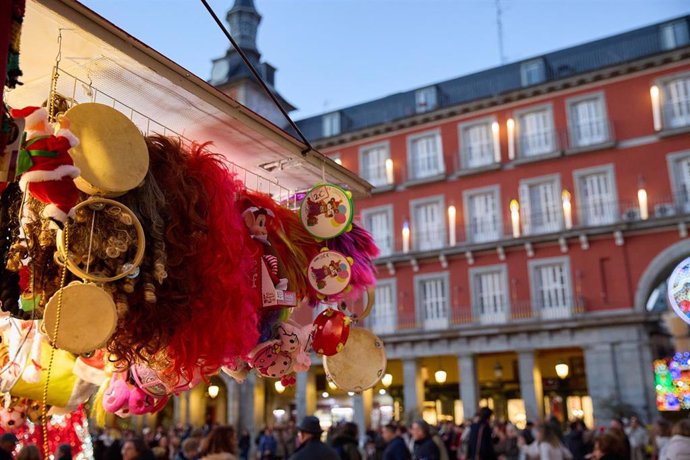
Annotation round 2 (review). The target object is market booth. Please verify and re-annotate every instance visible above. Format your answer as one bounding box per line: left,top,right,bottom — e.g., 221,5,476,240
0,1,384,457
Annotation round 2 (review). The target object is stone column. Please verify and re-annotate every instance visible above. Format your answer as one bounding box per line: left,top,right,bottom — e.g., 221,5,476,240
173,395,181,424
353,389,373,447
402,358,424,420
584,343,618,425
458,353,479,421
220,373,240,427
517,350,544,422
239,373,256,435
614,336,657,422
296,370,317,421
184,391,191,425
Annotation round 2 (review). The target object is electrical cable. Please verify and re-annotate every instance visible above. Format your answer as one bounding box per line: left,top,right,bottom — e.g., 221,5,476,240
199,0,314,156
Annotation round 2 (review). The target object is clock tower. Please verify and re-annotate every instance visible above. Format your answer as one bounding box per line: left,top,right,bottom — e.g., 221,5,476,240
210,0,295,126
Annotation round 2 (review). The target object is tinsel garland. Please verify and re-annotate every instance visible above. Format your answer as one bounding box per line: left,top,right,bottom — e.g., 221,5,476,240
6,0,26,89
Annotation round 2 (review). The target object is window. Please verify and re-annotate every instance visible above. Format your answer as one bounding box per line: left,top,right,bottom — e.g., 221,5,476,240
415,273,449,330
667,151,690,211
470,265,509,324
359,143,390,187
411,196,445,251
519,175,562,235
521,59,546,87
416,86,438,113
330,153,342,165
661,20,690,50
370,280,396,335
574,165,618,226
567,94,609,148
662,75,690,129
362,206,394,257
460,119,495,169
529,257,572,319
408,131,444,180
517,107,556,157
322,112,341,137
464,186,502,243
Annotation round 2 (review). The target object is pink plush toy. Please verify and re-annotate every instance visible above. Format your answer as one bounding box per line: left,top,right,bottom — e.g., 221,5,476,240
275,321,313,373
246,339,293,379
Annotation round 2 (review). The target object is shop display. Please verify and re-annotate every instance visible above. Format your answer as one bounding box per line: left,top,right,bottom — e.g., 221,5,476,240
323,327,387,392
668,256,690,325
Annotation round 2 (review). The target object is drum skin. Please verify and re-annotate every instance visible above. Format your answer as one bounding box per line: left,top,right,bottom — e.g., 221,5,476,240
323,328,386,392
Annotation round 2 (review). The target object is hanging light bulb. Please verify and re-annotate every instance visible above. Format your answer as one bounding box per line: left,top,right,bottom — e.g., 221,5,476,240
208,385,219,399
381,373,393,388
555,362,570,379
274,381,286,394
434,369,447,384
328,381,337,391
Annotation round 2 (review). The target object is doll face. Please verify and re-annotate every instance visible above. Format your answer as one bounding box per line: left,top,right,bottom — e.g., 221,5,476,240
243,209,270,242
248,342,293,378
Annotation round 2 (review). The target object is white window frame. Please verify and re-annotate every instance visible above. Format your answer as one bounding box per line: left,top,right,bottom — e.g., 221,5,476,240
520,59,546,87
410,195,445,251
667,150,690,212
407,129,445,180
458,116,498,169
416,86,438,113
463,185,503,243
661,20,690,50
658,72,690,130
573,164,618,227
369,278,397,335
358,141,391,187
322,112,341,137
519,174,563,235
515,104,556,158
528,256,573,320
469,264,510,325
415,272,450,330
361,205,394,257
566,91,610,148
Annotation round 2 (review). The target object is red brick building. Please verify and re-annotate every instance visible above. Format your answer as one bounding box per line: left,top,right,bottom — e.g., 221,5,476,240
289,16,690,427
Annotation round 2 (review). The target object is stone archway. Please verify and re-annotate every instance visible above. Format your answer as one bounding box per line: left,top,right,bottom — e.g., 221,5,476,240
634,238,690,311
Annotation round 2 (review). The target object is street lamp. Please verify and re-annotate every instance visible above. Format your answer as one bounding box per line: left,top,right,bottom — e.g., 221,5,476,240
494,362,504,380
208,384,219,399
435,370,447,384
274,381,286,394
555,362,570,379
328,380,337,390
382,373,393,388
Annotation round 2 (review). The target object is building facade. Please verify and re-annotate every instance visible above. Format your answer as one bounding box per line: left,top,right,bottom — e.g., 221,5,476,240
286,15,690,429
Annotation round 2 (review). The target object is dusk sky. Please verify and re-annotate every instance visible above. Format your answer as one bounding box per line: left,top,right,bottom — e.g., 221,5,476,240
81,0,690,119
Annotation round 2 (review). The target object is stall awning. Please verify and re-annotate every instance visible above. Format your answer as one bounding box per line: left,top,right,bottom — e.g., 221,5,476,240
6,0,371,199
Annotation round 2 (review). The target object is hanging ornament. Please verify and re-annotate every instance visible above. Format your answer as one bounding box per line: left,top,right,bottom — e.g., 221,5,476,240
323,327,386,392
308,250,353,297
311,308,351,356
668,256,690,325
300,184,353,240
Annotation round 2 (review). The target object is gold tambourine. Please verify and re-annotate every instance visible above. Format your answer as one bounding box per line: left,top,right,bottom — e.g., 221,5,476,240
56,197,145,283
338,287,375,322
65,103,149,197
42,282,118,355
323,327,386,392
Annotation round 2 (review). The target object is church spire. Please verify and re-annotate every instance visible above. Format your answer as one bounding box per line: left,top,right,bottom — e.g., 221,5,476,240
226,0,262,54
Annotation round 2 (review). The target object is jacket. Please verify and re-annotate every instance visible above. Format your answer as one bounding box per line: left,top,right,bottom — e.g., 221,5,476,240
661,435,690,460
383,437,411,460
289,439,340,460
467,422,497,460
332,435,362,460
413,436,440,460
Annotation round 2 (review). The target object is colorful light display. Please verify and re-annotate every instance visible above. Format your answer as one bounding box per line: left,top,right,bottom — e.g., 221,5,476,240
654,352,690,411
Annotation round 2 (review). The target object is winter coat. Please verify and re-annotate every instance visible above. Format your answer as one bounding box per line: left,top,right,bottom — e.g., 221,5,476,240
661,434,690,460
383,437,411,460
467,421,497,460
289,439,340,460
413,436,440,460
332,435,362,460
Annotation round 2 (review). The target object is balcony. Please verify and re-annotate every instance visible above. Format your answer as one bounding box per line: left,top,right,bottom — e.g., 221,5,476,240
660,101,690,135
515,129,561,163
565,120,616,154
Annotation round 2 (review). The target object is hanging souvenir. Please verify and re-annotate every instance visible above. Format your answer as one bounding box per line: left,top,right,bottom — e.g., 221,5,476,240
64,103,149,197
323,327,386,392
300,183,353,240
311,308,351,356
326,222,380,302
0,398,28,431
668,256,690,325
308,250,353,297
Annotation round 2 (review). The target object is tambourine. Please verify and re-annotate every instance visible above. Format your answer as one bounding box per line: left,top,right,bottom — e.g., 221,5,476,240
65,103,149,197
300,184,354,239
323,327,386,392
56,197,146,283
312,308,351,356
338,287,375,322
307,250,352,297
42,282,118,355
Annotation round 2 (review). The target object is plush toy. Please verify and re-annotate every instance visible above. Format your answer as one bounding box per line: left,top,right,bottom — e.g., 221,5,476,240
0,397,27,431
9,106,79,226
246,339,293,379
275,321,313,373
242,206,288,291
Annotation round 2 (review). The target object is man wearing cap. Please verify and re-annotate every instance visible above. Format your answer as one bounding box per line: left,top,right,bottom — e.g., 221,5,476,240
0,433,17,460
289,416,339,460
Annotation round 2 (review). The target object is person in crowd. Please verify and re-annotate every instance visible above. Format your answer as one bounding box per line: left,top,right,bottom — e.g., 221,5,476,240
564,420,592,460
652,419,672,460
661,418,690,460
198,426,238,460
0,434,17,460
258,426,277,460
501,423,521,460
591,432,627,460
289,416,339,460
467,408,497,460
625,416,649,460
175,437,200,460
331,421,362,460
410,419,441,460
429,425,448,460
237,431,250,460
122,438,154,460
55,444,73,460
382,424,411,460
283,421,297,459
607,419,630,460
520,423,572,460
16,444,41,460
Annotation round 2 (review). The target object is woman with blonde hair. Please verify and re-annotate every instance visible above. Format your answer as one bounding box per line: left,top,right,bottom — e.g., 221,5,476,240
200,426,238,460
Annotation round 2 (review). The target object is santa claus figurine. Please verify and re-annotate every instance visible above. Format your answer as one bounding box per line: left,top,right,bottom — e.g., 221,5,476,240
9,106,80,226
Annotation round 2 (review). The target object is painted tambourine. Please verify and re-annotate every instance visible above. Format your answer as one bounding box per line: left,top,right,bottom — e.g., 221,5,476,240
300,184,354,239
56,197,145,283
42,281,118,354
308,250,352,297
668,256,690,325
312,308,351,356
323,327,386,392
65,103,149,197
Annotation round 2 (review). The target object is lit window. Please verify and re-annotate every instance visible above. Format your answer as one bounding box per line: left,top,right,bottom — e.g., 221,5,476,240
322,112,341,137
